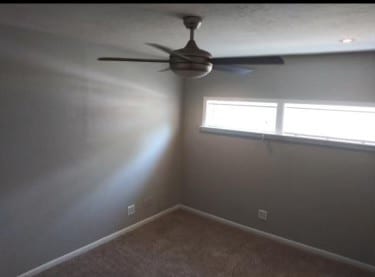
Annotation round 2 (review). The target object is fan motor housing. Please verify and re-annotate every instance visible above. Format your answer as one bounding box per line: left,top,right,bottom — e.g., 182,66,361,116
169,40,213,79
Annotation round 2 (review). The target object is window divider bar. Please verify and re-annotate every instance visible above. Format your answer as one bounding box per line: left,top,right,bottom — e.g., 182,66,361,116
275,101,284,135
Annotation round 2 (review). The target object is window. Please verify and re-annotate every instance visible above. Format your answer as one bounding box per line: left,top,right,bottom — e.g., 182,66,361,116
283,103,375,144
204,99,277,133
202,97,375,149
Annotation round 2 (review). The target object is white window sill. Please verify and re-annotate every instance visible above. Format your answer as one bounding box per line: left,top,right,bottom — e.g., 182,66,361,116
200,126,375,152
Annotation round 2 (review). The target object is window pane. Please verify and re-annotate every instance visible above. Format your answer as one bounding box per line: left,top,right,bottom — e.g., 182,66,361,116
204,100,277,133
283,103,375,144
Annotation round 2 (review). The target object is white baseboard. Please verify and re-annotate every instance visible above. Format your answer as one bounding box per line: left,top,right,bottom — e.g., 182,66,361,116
18,205,180,277
180,205,375,273
18,204,375,276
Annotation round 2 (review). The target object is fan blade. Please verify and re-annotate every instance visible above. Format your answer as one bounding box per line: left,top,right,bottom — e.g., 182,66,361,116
213,64,254,76
145,43,174,54
158,67,171,72
146,43,192,62
211,56,284,65
98,57,169,63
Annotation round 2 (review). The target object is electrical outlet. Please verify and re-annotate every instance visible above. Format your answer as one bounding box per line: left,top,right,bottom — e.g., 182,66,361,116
128,204,135,216
258,209,268,221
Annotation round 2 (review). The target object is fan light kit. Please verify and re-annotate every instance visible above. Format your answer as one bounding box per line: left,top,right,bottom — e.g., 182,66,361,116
340,38,354,44
98,16,285,79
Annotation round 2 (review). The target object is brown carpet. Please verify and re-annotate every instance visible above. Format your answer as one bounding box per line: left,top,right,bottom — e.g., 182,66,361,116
37,209,375,277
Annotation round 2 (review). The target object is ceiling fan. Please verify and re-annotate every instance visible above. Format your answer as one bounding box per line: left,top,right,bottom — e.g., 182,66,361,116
98,16,285,79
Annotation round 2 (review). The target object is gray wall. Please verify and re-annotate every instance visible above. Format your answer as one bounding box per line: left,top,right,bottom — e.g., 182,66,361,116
182,52,375,266
1,19,375,276
0,24,182,276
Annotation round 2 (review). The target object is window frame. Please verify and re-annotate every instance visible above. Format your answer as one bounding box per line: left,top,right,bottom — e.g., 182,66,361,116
202,97,279,134
201,97,375,152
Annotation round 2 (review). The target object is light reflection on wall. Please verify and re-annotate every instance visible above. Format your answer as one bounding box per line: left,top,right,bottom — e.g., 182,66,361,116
0,23,182,276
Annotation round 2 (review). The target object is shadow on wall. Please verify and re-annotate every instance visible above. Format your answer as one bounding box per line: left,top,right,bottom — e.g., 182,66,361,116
0,23,181,276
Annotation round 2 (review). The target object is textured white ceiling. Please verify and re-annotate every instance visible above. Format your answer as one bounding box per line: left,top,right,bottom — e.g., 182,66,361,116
0,4,374,58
